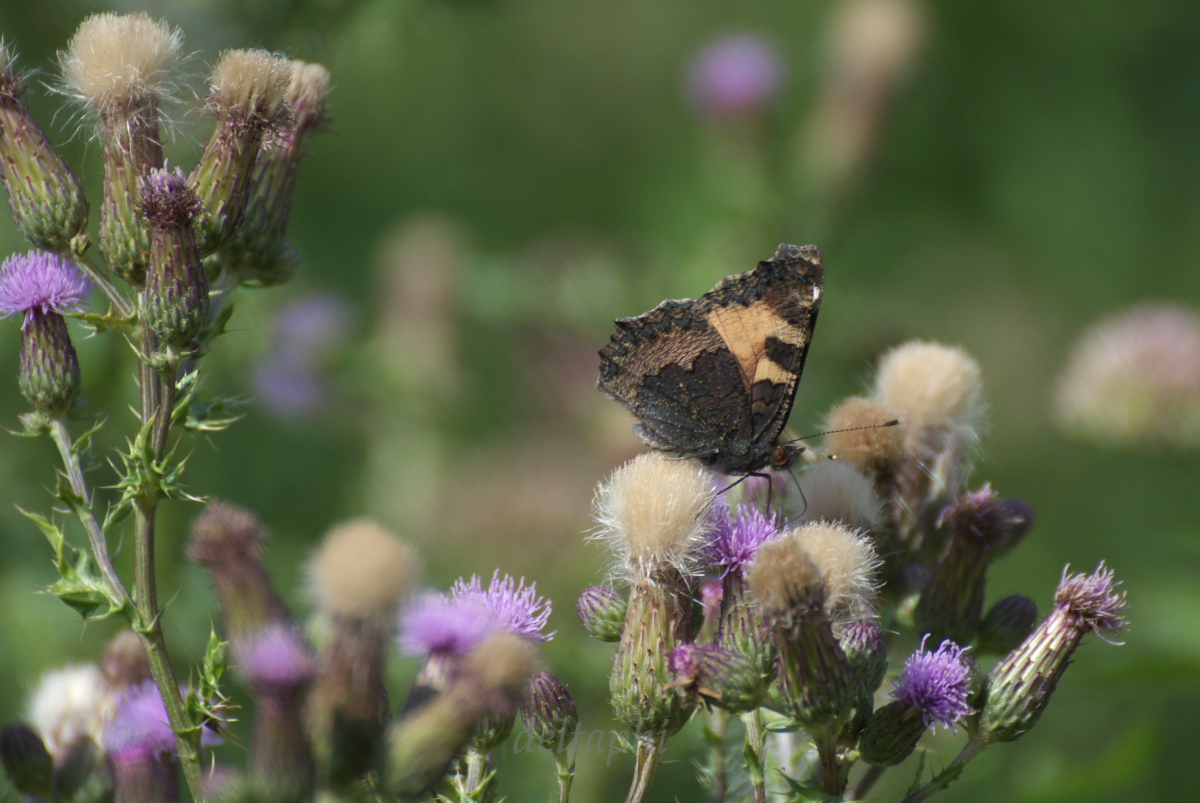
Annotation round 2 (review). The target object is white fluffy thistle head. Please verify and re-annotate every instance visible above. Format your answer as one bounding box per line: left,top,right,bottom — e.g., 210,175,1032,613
591,452,717,579
59,12,183,117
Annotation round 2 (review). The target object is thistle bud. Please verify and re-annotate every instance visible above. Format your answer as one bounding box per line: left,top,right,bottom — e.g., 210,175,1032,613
668,643,766,714
60,13,182,284
980,563,1126,743
977,594,1038,656
519,671,579,754
0,722,53,796
748,533,854,725
873,341,986,550
187,502,290,641
914,486,1033,645
220,60,331,286
386,634,535,798
592,454,713,742
0,43,89,252
577,585,627,642
0,251,90,417
138,168,209,356
860,637,972,766
838,619,888,697
189,50,291,257
306,519,417,790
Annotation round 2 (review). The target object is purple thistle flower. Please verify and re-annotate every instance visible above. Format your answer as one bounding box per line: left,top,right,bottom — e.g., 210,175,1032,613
452,570,555,642
103,682,219,764
686,34,785,118
705,503,782,577
1055,561,1127,639
891,636,974,731
233,622,315,689
0,251,91,328
398,592,497,657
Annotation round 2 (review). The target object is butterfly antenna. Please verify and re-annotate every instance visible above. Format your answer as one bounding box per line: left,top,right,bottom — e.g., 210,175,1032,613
796,419,900,442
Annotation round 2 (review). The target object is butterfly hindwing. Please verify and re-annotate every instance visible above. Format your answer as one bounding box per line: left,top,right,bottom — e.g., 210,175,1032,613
597,244,824,476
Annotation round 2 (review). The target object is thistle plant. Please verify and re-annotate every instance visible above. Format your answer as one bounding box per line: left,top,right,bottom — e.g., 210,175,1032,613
0,14,329,802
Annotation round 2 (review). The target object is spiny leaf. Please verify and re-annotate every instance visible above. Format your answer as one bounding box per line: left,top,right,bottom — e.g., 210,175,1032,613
16,506,65,556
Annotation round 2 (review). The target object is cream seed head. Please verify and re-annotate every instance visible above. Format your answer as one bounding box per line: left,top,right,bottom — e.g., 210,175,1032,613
308,518,418,619
59,12,182,116
592,452,717,577
746,534,826,621
794,521,879,621
795,461,885,534
823,395,904,474
209,49,291,123
874,340,986,447
287,60,332,132
27,665,112,758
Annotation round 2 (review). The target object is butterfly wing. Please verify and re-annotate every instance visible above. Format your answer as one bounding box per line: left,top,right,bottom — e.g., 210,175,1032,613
597,245,824,475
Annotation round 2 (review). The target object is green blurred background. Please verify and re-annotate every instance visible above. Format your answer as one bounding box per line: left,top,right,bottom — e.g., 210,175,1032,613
1,0,1198,800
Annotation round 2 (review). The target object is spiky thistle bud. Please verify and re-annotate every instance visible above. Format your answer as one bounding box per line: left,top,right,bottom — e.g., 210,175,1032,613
138,167,209,357
189,50,290,257
0,251,90,417
668,643,766,713
859,637,973,766
592,454,712,738
60,12,182,284
914,486,1034,645
187,502,290,641
873,341,986,551
220,60,331,286
386,634,536,799
577,585,627,642
306,519,417,791
979,563,1126,743
977,594,1038,656
0,723,53,797
704,503,781,685
519,671,579,754
0,43,89,253
838,619,889,700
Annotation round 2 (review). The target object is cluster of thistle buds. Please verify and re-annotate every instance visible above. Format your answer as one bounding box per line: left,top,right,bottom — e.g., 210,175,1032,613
0,12,331,405
583,340,1127,802
2,503,576,802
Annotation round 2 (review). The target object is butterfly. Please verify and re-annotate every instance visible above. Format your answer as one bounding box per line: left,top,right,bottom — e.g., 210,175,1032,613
598,243,824,477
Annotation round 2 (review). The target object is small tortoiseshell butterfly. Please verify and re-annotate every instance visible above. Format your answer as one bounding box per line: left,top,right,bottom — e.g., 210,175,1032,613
598,243,824,476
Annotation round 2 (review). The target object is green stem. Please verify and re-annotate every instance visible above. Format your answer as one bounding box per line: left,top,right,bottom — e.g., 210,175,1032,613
741,710,768,803
813,724,845,797
459,746,496,802
554,750,574,803
624,737,663,803
74,250,133,319
132,355,205,802
705,709,728,803
47,419,130,610
896,737,987,803
850,764,885,801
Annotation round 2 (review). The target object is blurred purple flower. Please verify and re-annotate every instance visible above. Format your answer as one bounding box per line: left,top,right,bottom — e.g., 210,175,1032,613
103,682,220,764
233,622,315,689
687,33,785,118
251,291,351,419
398,593,496,657
891,637,973,731
452,570,555,642
0,251,91,328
